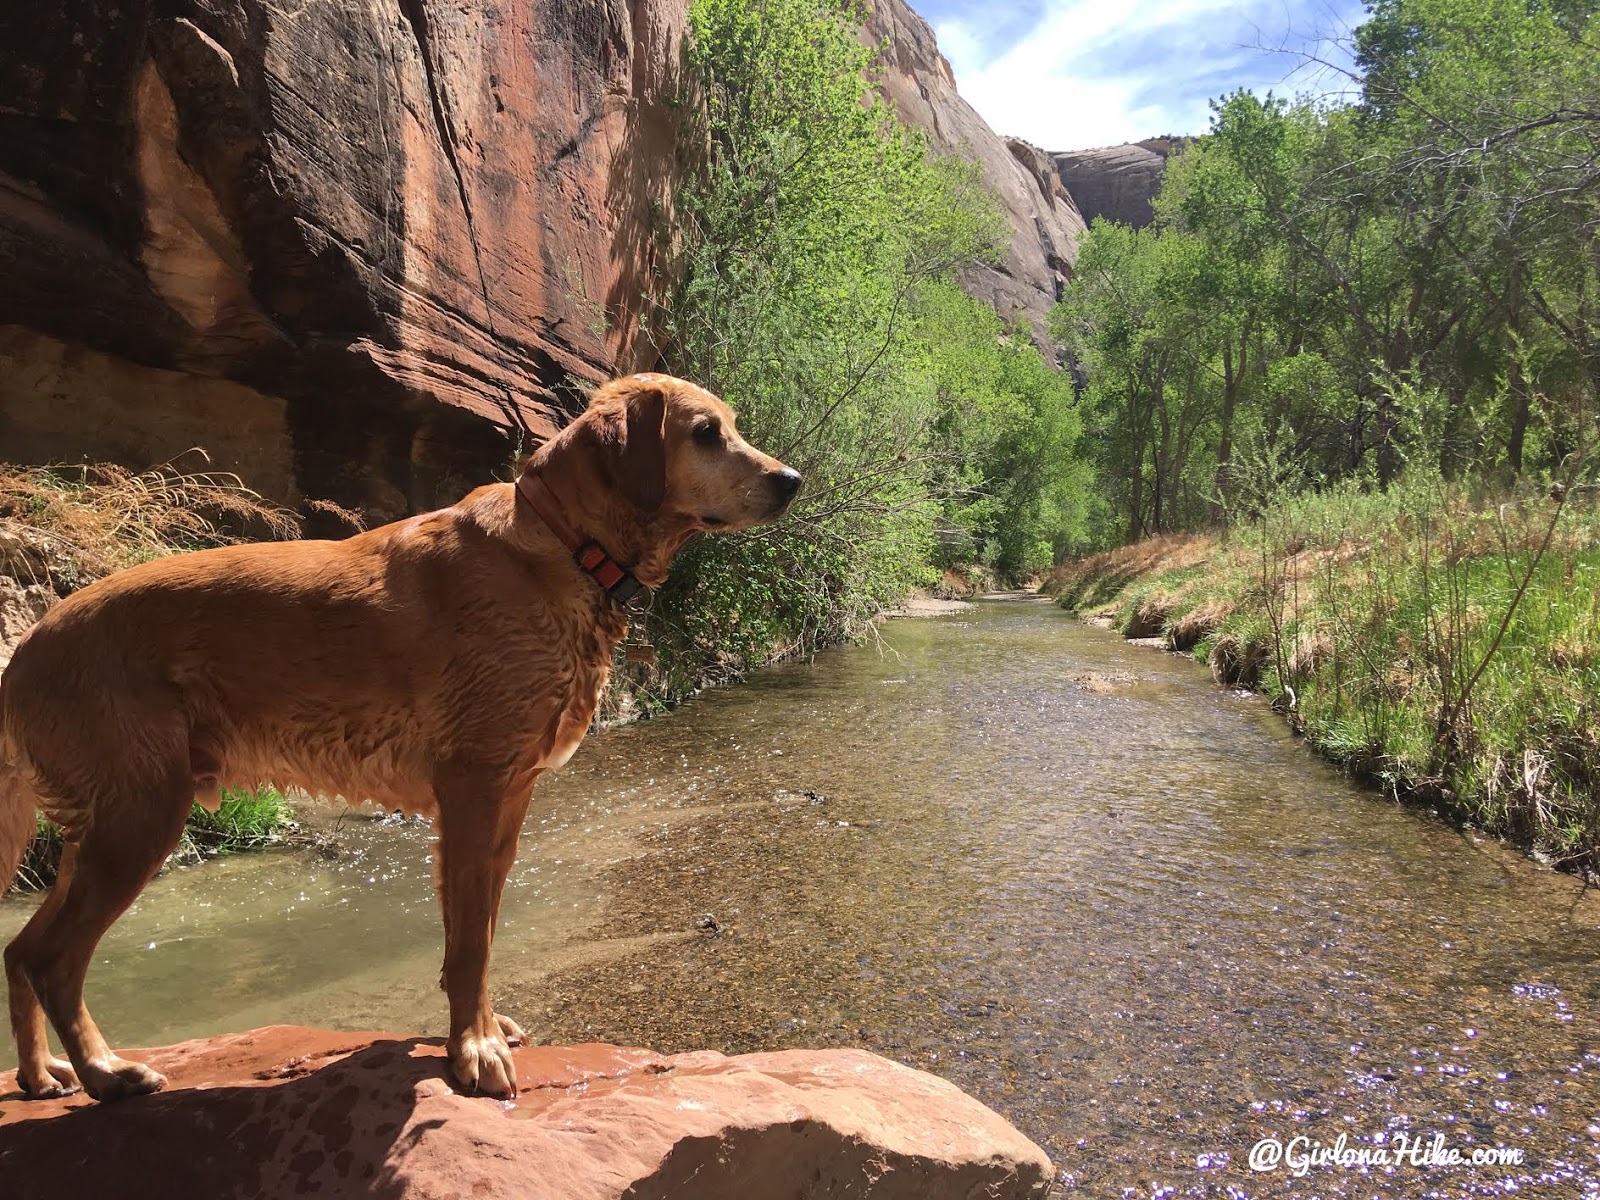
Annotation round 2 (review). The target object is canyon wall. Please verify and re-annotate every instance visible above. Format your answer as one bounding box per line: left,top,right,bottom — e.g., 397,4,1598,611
867,0,1084,355
0,0,690,522
1052,138,1182,230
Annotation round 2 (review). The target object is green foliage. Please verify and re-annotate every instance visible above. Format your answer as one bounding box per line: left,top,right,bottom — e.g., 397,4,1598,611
914,283,1089,575
1055,219,1236,542
13,786,296,893
635,0,1090,698
1055,0,1599,541
182,786,297,856
1050,1,1600,872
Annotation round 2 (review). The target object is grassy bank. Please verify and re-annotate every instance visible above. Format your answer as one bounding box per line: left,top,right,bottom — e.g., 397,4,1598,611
1,459,307,893
15,787,298,893
1046,477,1600,877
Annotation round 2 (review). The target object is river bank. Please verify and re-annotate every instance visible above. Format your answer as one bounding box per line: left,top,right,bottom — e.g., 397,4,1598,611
1044,482,1600,880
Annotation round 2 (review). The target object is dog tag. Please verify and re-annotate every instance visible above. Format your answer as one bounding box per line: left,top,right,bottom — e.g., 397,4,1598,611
623,643,657,665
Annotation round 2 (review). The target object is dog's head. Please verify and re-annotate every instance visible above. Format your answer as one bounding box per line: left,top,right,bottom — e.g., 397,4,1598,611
532,374,801,585
584,373,802,532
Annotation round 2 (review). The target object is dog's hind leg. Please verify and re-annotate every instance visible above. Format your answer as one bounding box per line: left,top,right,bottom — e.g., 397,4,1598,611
5,851,82,1098
434,771,534,1098
2,767,80,1098
9,770,192,1102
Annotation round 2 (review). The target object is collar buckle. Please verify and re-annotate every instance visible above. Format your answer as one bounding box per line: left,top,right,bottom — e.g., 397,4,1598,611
575,540,650,608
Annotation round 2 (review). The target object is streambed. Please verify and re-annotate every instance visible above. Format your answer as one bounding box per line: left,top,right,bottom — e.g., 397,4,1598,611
2,597,1595,1197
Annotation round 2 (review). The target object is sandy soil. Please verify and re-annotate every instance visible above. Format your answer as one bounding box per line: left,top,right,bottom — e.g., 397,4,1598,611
882,594,974,618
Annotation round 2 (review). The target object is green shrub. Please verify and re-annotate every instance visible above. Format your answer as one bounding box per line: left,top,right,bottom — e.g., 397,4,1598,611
10,786,297,893
632,0,1091,697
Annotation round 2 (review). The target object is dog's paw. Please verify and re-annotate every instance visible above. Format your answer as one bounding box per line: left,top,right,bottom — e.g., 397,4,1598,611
18,1056,81,1099
79,1056,166,1103
493,1011,526,1046
448,1030,518,1098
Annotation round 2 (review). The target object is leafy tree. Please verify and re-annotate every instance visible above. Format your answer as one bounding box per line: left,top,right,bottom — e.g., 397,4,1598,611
1054,0,1599,542
633,0,1093,698
917,283,1088,573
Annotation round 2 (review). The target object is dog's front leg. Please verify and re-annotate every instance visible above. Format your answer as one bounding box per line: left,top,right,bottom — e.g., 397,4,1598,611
434,773,533,1098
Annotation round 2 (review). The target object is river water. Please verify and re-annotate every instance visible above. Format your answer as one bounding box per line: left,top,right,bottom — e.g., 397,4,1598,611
2,597,1596,1196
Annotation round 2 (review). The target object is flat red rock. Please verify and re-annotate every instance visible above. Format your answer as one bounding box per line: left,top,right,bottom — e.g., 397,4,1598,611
0,1026,1052,1199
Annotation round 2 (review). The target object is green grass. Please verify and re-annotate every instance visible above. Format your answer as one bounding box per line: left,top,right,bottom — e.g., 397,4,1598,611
11,786,298,893
178,785,298,861
1046,477,1600,876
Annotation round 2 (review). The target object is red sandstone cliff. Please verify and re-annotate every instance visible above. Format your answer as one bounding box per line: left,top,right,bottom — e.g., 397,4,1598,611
0,0,690,521
867,0,1085,351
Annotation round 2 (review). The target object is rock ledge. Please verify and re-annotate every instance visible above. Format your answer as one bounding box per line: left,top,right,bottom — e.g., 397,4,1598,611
0,1025,1052,1199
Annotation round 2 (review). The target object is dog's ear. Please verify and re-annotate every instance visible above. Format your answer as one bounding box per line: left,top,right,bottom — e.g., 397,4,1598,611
613,381,668,512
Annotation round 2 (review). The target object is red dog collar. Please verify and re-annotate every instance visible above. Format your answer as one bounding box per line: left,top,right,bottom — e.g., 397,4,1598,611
515,474,649,607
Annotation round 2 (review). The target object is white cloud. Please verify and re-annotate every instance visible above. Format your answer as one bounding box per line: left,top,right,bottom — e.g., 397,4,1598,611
931,0,1364,151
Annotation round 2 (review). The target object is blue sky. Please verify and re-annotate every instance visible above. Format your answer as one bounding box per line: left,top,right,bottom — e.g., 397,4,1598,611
916,0,1370,150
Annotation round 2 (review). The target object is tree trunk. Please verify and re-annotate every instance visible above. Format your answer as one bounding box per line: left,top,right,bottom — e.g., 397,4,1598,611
1505,267,1530,474
1212,334,1245,522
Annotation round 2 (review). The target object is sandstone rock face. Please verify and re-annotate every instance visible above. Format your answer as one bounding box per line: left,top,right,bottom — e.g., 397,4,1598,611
0,0,1089,521
0,1026,1054,1199
1052,139,1183,230
0,580,54,672
866,0,1084,351
0,0,690,521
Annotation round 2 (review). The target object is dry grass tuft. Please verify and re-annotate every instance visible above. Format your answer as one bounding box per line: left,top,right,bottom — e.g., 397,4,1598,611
1551,636,1595,671
0,453,303,593
1288,626,1333,677
1168,599,1232,652
1209,631,1268,689
1124,592,1174,638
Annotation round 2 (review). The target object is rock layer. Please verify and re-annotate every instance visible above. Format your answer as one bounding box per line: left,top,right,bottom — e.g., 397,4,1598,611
867,0,1085,351
0,1026,1054,1199
0,0,691,520
1052,139,1183,230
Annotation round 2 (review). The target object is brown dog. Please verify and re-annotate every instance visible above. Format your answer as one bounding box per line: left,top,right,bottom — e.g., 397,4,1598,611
0,373,800,1103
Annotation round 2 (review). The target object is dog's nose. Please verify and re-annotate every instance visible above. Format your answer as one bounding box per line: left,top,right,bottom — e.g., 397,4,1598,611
771,467,802,501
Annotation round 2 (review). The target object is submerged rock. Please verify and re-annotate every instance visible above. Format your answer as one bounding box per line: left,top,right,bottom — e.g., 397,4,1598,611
0,1026,1052,1199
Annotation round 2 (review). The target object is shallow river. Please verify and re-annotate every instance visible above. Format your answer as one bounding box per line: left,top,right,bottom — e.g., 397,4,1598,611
3,597,1597,1197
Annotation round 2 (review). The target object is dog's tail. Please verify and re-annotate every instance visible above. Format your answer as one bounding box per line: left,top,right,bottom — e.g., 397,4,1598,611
0,693,39,895
0,766,34,894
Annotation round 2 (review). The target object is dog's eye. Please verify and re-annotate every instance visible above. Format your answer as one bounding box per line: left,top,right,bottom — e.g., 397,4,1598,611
692,420,722,446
